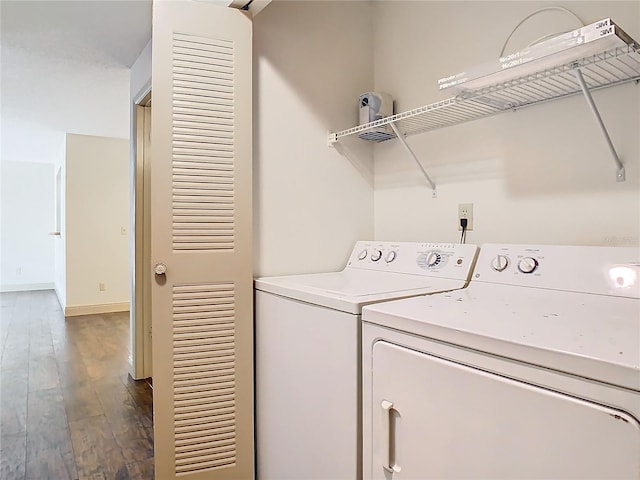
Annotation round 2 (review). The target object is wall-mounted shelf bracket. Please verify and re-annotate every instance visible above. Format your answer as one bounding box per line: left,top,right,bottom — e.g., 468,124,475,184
388,122,437,198
572,66,625,182
327,132,338,147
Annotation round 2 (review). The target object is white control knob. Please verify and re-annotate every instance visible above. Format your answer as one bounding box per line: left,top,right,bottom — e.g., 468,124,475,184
491,255,509,272
357,249,368,260
518,257,538,274
426,252,441,267
371,250,382,262
154,263,167,275
385,251,397,263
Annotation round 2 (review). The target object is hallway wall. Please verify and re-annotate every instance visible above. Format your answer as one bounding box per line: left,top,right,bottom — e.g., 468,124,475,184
64,134,130,315
0,160,55,291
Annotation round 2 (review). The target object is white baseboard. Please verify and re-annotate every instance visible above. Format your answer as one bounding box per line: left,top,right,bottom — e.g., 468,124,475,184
0,282,55,293
64,302,130,317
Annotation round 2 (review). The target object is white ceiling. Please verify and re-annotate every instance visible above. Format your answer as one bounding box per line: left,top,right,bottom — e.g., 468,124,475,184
1,1,153,165
0,0,267,68
0,0,269,165
1,0,152,68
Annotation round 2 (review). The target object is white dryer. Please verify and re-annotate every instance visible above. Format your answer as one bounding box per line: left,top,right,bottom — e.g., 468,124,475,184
255,241,478,480
362,244,640,479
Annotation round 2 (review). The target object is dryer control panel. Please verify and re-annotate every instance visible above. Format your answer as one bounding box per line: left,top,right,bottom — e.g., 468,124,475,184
473,244,640,298
347,241,478,281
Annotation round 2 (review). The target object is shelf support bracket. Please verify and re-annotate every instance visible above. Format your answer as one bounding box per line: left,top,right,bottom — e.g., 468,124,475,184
572,67,625,182
389,122,437,198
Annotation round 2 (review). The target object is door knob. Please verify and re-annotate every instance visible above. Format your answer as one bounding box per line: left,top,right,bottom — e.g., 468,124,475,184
154,263,167,275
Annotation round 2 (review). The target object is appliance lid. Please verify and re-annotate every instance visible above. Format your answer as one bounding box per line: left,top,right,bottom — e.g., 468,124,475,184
255,269,468,314
363,282,640,391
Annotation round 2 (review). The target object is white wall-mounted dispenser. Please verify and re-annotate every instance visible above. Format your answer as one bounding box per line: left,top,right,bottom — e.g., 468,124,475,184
359,92,393,124
358,92,394,141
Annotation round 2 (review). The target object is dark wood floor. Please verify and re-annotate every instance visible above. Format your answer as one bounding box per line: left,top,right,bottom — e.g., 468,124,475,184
0,290,154,480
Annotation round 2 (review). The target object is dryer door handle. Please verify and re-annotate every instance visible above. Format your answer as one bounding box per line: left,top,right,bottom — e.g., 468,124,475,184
381,400,395,472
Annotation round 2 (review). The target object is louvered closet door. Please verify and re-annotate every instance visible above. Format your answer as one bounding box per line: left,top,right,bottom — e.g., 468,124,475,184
150,2,253,479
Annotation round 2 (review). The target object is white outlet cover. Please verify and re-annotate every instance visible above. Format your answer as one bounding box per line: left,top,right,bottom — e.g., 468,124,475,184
458,203,474,231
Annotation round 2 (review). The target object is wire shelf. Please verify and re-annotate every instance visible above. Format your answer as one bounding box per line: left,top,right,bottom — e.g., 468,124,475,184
328,44,640,144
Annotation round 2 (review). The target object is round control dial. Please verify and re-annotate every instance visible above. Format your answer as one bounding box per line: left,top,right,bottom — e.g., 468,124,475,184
371,249,382,262
518,257,539,274
491,255,509,272
357,249,367,260
426,252,441,267
385,251,397,263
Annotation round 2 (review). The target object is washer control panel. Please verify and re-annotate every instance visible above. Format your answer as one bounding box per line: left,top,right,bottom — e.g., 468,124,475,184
474,244,640,298
347,241,478,279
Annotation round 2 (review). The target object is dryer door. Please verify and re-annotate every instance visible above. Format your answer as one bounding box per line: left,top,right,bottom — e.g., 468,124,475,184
370,341,640,479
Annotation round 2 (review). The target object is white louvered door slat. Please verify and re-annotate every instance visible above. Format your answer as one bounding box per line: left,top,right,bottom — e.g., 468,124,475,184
151,2,253,479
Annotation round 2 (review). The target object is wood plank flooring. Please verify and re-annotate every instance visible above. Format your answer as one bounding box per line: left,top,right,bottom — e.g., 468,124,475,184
0,290,154,480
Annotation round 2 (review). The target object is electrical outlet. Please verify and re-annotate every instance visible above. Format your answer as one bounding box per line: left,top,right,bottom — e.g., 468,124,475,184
458,203,474,231
99,283,106,292
16,267,21,276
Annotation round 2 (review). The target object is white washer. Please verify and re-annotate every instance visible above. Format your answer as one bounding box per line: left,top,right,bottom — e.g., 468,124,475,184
255,241,478,480
362,244,640,479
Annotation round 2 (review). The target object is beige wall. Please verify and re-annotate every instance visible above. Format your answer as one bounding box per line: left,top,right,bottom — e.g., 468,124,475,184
253,0,375,277
65,133,130,312
130,40,152,104
372,1,640,247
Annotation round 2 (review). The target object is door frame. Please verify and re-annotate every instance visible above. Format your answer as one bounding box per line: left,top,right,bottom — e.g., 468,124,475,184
130,87,153,380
